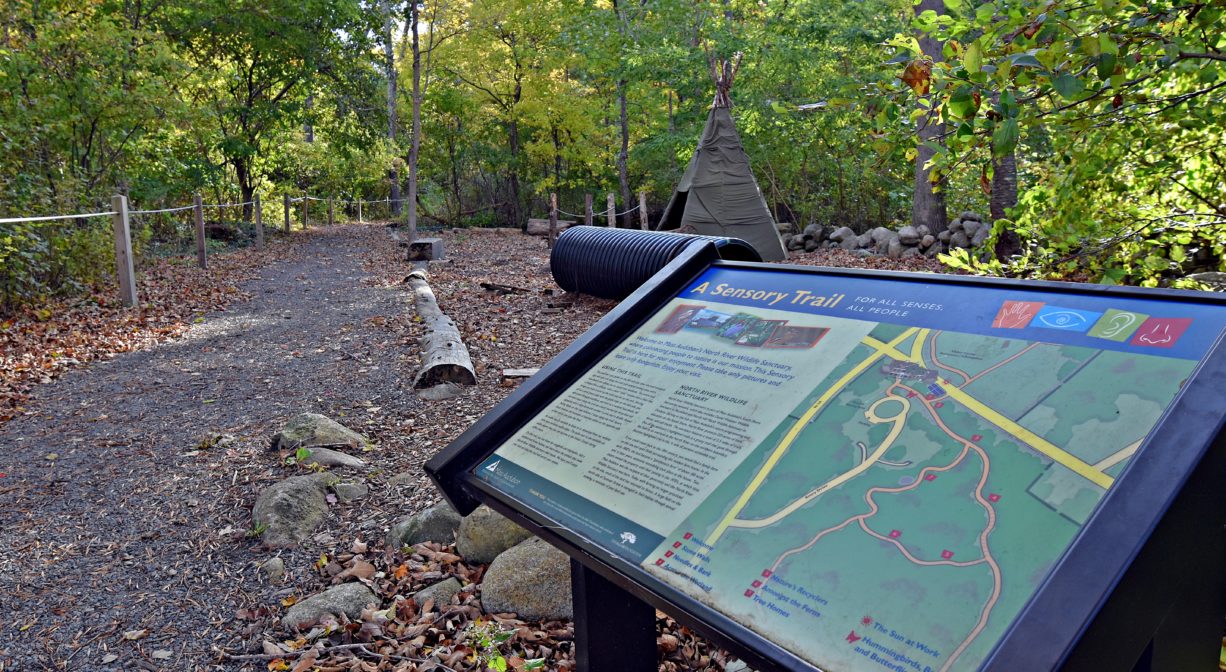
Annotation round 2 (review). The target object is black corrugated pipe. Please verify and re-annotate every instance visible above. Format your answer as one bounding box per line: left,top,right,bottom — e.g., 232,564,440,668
550,226,762,300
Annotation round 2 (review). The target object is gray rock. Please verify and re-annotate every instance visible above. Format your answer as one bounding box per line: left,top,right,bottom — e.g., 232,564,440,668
924,243,944,257
456,505,532,564
897,225,920,246
786,236,803,251
387,472,417,488
272,413,369,452
970,225,992,248
828,226,855,243
950,231,971,249
937,230,952,243
387,501,463,549
803,238,819,252
253,473,334,547
1188,272,1226,290
298,446,365,469
962,219,983,237
916,224,931,238
803,223,825,240
901,247,922,259
886,237,904,259
283,583,378,628
414,577,463,606
838,236,859,250
948,219,965,233
920,234,936,249
853,249,874,257
725,661,755,672
870,226,893,243
960,210,983,222
261,557,286,584
480,537,572,620
855,233,874,249
331,481,370,504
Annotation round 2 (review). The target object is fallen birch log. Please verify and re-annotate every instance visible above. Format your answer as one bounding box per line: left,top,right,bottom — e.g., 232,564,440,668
405,269,477,392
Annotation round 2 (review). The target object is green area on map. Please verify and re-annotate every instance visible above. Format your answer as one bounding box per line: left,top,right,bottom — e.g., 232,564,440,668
642,324,1194,672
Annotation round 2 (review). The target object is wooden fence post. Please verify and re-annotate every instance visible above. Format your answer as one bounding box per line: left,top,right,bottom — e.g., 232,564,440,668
358,199,363,223
585,193,593,227
301,193,308,230
607,193,615,228
639,191,648,230
110,195,138,307
194,192,207,269
328,197,334,226
283,194,290,233
254,193,264,249
548,193,559,249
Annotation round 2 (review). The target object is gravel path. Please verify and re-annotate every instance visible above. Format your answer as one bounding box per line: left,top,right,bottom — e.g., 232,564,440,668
0,225,422,671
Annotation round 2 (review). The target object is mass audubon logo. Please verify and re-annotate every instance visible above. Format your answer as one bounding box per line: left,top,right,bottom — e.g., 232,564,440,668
620,532,637,545
484,460,501,473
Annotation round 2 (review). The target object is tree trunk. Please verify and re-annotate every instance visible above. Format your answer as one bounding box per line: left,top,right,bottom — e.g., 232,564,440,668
408,2,422,242
912,0,947,234
304,93,315,143
406,269,477,391
509,118,523,230
236,159,254,222
383,0,401,217
617,79,631,228
991,151,1021,258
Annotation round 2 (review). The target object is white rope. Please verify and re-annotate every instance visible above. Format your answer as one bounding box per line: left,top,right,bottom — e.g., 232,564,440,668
0,211,116,224
129,204,196,215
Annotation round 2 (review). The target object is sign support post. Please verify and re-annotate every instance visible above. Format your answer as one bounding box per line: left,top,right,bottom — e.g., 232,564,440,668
571,560,656,672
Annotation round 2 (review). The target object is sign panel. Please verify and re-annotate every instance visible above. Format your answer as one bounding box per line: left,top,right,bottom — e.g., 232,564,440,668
470,266,1226,671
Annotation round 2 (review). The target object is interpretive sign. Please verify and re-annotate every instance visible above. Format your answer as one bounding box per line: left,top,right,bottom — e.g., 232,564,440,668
427,247,1226,672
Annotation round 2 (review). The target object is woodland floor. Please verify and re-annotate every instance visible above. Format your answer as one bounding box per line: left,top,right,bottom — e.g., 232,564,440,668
0,223,946,672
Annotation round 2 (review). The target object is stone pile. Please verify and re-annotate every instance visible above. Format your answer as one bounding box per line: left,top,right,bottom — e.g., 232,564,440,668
783,212,991,259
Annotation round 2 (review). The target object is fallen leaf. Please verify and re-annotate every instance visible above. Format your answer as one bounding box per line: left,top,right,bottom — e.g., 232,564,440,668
122,628,148,641
151,649,172,660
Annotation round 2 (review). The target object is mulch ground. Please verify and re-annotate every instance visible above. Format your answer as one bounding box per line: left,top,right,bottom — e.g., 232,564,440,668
0,224,951,672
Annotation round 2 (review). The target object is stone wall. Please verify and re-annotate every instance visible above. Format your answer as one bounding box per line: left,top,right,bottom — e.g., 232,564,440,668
783,212,990,260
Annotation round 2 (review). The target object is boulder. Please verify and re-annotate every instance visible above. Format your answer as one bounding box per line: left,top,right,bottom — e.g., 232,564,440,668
838,236,859,250
272,413,369,452
937,230,952,243
962,219,982,238
284,583,378,628
855,233,874,249
786,235,804,251
803,238,819,252
330,481,369,504
920,234,936,249
970,225,992,248
387,501,463,549
916,224,931,238
298,447,365,470
948,219,965,233
924,243,944,258
480,537,572,620
414,577,463,606
886,237,904,259
901,247,922,259
457,505,532,564
260,557,286,585
960,210,983,222
870,226,893,244
803,223,826,241
828,226,855,243
253,473,334,547
950,231,971,249
897,225,921,246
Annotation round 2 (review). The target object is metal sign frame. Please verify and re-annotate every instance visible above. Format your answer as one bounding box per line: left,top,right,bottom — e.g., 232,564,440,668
426,242,1226,672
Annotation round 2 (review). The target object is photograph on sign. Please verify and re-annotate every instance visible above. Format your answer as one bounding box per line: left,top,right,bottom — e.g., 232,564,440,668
472,266,1226,672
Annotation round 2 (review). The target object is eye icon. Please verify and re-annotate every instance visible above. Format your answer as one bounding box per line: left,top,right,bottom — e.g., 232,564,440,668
1038,311,1088,328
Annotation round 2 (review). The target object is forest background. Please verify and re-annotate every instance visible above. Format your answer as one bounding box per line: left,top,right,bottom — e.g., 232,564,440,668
1,0,1223,310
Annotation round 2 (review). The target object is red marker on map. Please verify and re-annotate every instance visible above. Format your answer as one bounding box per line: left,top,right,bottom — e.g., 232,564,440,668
889,530,902,539
762,569,773,578
846,631,862,644
684,532,693,540
862,616,873,626
744,590,755,598
925,393,936,400
665,550,674,558
924,474,937,482
988,494,1001,503
907,391,917,398
655,558,665,566
972,434,983,442
673,541,682,548
941,550,954,560
934,401,945,408
752,580,762,588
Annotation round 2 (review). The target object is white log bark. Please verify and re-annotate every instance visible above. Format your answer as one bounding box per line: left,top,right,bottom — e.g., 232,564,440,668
406,270,477,390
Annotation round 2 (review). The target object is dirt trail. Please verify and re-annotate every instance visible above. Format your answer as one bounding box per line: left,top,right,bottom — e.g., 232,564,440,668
0,225,420,671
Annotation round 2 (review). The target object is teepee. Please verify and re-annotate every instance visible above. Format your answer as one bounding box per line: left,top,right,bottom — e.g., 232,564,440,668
654,54,786,261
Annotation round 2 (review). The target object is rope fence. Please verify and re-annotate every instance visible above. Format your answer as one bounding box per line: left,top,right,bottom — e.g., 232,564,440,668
1,189,655,306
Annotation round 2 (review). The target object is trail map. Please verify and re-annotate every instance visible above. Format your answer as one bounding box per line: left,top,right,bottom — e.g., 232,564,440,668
475,268,1223,672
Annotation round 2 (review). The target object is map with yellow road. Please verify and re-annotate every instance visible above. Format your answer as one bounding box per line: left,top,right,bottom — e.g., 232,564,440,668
643,321,1196,672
